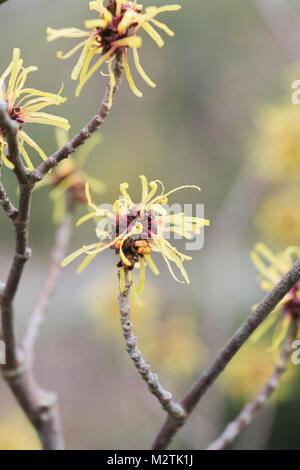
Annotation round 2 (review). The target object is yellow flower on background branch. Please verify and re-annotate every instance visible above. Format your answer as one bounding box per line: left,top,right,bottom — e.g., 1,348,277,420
251,243,300,351
38,129,106,224
62,175,209,294
220,342,294,403
255,185,300,248
47,0,181,99
0,48,70,171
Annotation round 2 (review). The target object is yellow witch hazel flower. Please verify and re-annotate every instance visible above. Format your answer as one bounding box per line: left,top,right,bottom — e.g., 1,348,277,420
251,243,300,351
38,129,106,224
62,175,210,294
0,48,70,171
47,0,181,99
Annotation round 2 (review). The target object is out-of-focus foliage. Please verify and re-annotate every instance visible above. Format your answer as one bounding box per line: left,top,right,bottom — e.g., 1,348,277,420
220,342,294,403
251,98,300,249
255,184,300,248
0,413,41,450
250,102,300,183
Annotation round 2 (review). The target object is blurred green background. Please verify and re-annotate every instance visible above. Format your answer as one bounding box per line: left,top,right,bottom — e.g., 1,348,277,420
1,0,300,450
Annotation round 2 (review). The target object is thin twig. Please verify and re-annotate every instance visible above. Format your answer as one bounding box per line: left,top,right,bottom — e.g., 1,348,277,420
118,271,186,421
0,180,18,219
30,50,124,183
22,210,73,365
152,257,300,449
206,318,299,450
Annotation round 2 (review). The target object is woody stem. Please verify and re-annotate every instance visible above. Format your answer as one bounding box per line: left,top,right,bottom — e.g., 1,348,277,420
118,270,187,421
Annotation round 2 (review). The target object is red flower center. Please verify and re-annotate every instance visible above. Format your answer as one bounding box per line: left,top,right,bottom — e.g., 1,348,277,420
0,106,24,138
109,206,159,269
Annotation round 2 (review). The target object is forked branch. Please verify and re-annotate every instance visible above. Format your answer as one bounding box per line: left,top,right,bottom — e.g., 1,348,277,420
30,50,124,183
206,318,299,450
152,257,300,449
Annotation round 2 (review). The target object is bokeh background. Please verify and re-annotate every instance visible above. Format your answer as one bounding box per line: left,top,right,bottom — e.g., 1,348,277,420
0,0,300,450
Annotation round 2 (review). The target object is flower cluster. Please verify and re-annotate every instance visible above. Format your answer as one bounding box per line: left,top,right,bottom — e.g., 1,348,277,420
220,342,294,403
39,129,106,223
0,49,69,171
47,0,181,99
62,175,209,294
251,243,300,351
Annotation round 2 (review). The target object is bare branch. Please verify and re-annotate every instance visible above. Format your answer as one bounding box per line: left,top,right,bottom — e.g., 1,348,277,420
206,319,299,450
118,271,186,421
1,185,32,367
23,210,73,364
152,257,300,449
30,51,124,184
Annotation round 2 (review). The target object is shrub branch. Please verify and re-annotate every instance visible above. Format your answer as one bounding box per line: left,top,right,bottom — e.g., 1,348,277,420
22,209,73,365
118,271,187,421
152,257,300,449
206,318,299,450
